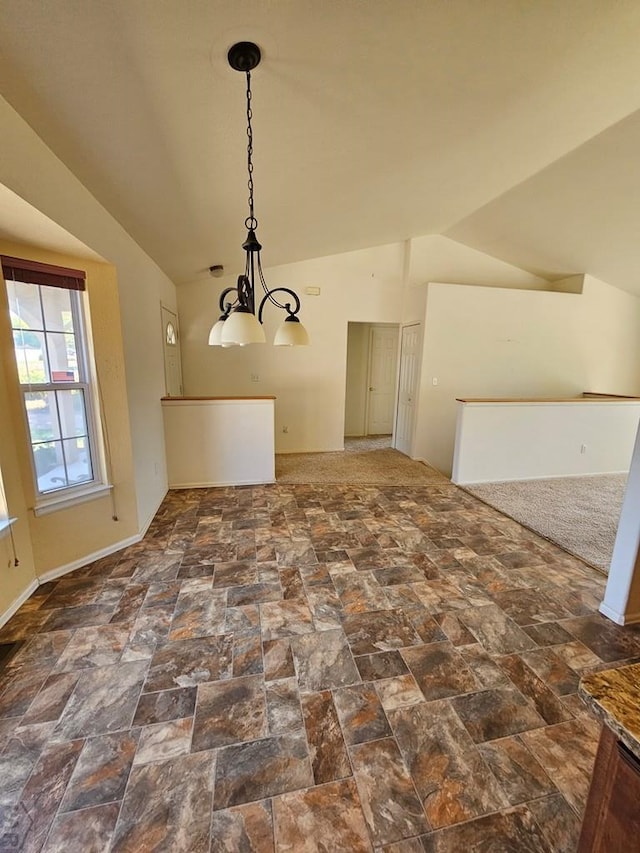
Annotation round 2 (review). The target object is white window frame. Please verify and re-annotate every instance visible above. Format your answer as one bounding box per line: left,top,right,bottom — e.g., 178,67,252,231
3,257,108,514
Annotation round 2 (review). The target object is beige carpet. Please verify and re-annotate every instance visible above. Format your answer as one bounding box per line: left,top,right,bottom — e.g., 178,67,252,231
276,447,448,486
344,435,392,452
465,474,628,574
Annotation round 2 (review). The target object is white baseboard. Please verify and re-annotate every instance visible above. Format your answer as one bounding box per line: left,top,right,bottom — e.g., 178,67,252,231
37,532,143,584
456,469,629,486
168,479,275,489
137,489,169,539
1,491,170,629
0,578,39,629
599,601,640,625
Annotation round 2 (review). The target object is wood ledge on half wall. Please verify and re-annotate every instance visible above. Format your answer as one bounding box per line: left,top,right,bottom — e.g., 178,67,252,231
161,396,276,401
457,392,640,404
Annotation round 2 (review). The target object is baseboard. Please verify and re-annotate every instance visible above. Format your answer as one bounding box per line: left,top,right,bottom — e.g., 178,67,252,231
457,469,629,486
0,578,39,628
168,479,276,488
37,532,143,584
412,456,449,475
599,601,640,626
137,489,169,539
1,492,169,625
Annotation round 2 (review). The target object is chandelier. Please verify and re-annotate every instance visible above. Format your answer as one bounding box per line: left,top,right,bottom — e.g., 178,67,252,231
209,42,309,347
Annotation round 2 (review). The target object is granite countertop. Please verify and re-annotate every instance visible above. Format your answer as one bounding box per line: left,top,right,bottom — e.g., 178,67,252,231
579,662,640,758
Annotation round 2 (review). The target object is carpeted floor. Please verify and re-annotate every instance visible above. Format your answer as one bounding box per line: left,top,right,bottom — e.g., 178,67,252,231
344,435,392,452
276,446,448,486
464,474,628,575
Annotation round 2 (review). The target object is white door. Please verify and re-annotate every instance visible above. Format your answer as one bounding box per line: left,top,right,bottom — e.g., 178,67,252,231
394,324,421,456
366,325,399,434
161,305,183,397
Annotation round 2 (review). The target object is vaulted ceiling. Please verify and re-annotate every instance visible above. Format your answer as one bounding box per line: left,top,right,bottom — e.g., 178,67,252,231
1,1,640,294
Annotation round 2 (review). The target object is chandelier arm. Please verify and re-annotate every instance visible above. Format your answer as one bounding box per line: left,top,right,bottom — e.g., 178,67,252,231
236,275,255,312
257,287,301,324
218,286,239,315
256,262,291,310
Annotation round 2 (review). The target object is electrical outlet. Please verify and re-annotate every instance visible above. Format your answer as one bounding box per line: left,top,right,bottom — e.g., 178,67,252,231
251,373,259,382
580,444,587,454
282,426,289,434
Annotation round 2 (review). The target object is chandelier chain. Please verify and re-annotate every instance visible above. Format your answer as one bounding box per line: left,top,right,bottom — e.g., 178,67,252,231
246,70,256,225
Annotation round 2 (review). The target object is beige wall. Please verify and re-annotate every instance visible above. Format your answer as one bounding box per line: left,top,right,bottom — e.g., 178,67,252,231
179,236,547,453
415,275,640,475
0,242,138,584
179,243,407,453
0,94,176,534
0,327,37,616
409,235,550,289
0,94,178,619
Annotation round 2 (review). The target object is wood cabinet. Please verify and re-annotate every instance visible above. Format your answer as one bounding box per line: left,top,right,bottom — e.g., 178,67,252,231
578,725,640,851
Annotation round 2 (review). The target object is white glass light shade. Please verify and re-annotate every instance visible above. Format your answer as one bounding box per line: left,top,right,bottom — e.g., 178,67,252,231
221,309,266,345
208,319,226,346
274,318,310,346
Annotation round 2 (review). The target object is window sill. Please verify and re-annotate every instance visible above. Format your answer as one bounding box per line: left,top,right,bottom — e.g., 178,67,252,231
0,517,18,538
33,484,113,517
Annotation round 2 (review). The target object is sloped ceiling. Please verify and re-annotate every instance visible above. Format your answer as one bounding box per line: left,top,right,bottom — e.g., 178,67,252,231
1,1,640,293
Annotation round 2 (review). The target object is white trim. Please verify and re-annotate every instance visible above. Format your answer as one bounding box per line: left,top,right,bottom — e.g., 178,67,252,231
137,489,169,539
1,491,169,624
599,601,640,626
454,470,629,486
33,483,113,517
168,478,276,489
37,531,142,584
412,456,438,469
0,578,39,629
161,398,273,408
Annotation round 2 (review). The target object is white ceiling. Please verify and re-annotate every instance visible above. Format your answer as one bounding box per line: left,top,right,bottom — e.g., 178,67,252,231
1,1,640,293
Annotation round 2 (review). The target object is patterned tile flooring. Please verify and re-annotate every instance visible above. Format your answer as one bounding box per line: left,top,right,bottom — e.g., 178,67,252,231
1,482,640,851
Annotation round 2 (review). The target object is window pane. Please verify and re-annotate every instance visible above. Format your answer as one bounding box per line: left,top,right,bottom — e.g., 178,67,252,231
7,280,44,331
5,272,99,498
33,441,67,492
63,437,93,485
57,389,87,438
12,329,50,384
25,391,61,443
42,285,73,333
47,332,78,381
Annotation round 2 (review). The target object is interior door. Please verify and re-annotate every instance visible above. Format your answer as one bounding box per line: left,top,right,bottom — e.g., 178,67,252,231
366,325,399,434
161,304,183,397
394,323,421,456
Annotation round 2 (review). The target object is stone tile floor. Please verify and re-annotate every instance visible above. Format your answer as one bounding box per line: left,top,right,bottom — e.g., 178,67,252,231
1,482,640,851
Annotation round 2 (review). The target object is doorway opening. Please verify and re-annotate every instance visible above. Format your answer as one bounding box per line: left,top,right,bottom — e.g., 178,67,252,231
344,322,400,443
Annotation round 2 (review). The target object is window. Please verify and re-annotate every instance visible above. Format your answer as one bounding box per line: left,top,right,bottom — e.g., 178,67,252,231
2,256,103,503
